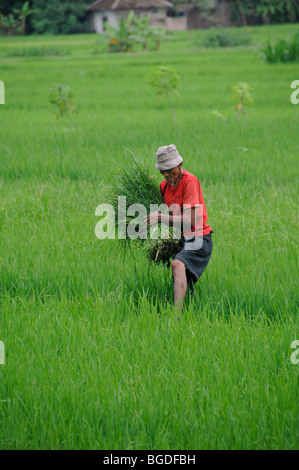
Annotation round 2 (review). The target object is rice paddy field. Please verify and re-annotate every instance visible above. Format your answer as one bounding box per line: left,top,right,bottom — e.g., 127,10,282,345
0,23,298,450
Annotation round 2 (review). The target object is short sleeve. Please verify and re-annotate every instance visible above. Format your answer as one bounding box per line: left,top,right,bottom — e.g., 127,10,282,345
182,180,201,207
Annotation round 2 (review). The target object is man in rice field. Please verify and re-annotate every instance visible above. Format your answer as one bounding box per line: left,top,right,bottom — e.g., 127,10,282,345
144,144,213,313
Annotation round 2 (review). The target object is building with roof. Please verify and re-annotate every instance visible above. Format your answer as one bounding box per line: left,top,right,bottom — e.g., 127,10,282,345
87,0,245,33
86,0,192,33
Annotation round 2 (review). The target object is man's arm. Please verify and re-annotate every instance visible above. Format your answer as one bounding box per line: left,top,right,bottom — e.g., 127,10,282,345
159,207,196,229
144,207,196,230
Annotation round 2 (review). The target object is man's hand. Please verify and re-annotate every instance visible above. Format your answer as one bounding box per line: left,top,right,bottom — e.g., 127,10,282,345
143,210,161,227
143,207,197,232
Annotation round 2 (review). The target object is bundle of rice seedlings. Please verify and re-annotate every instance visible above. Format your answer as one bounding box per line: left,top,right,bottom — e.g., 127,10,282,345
104,151,181,266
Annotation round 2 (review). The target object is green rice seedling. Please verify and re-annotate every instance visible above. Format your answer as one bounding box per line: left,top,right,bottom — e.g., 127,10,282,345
5,46,71,58
275,39,293,62
287,31,299,61
103,151,180,265
261,31,299,63
149,65,180,123
260,40,279,63
202,27,251,48
49,84,78,120
232,82,253,120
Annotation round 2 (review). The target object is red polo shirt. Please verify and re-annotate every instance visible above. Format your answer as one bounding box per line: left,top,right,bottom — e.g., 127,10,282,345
160,170,212,236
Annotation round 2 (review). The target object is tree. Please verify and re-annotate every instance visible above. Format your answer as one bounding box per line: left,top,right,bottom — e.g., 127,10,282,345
283,0,299,22
231,0,299,26
0,0,24,16
1,13,20,35
13,1,38,35
255,0,284,24
236,0,248,27
131,14,151,51
0,13,6,34
31,0,90,34
232,0,259,27
197,0,217,23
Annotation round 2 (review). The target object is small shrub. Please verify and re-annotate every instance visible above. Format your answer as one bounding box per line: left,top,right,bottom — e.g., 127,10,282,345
261,32,299,63
104,10,172,53
49,84,78,123
232,82,253,120
261,41,279,63
105,11,135,52
202,27,251,48
149,26,168,51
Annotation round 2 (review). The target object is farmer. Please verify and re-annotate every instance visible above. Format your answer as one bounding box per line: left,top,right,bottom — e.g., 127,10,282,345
144,144,213,313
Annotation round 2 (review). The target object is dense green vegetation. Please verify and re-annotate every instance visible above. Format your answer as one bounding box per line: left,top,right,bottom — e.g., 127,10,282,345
0,24,298,449
261,30,299,63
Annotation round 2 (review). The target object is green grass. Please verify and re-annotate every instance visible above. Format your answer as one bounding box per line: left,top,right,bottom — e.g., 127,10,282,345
0,24,298,450
4,46,71,58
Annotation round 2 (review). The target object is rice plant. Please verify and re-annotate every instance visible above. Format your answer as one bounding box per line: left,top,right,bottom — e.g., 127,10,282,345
261,31,299,63
5,46,71,58
232,82,253,120
202,27,251,48
103,151,180,265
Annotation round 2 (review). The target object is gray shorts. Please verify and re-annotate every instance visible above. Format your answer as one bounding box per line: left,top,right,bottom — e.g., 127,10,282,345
174,231,213,294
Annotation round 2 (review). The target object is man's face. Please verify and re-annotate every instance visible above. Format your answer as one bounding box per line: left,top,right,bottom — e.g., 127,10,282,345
160,164,183,188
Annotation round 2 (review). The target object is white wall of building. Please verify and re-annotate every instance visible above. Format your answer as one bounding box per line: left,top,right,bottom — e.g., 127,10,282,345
166,16,187,31
89,10,120,33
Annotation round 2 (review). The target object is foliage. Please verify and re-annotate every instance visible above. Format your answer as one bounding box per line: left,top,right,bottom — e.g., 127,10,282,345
0,12,20,35
149,66,180,123
196,0,217,24
149,26,169,51
105,11,135,53
232,82,253,119
104,11,170,53
172,0,217,24
31,0,90,34
261,31,299,63
232,0,299,25
284,0,299,22
0,0,22,17
202,27,251,48
13,1,38,35
130,13,151,51
49,84,78,123
255,0,284,23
